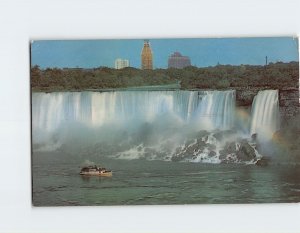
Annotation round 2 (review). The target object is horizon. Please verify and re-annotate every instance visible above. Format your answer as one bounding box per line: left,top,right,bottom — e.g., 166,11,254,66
31,37,299,69
31,60,299,70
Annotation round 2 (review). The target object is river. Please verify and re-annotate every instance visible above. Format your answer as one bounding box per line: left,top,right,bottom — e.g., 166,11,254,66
31,90,300,205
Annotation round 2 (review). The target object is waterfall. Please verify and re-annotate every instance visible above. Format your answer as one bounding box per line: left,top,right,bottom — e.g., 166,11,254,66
32,90,235,134
32,89,281,144
250,90,280,141
31,89,281,163
193,90,235,130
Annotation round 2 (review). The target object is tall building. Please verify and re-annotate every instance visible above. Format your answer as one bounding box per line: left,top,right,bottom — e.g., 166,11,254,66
168,52,191,69
141,40,153,70
115,58,130,69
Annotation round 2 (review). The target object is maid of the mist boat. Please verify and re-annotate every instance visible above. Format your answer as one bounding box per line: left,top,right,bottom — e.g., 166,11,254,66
80,165,112,177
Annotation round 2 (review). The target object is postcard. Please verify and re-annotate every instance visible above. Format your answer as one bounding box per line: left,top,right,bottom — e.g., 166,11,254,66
31,37,299,206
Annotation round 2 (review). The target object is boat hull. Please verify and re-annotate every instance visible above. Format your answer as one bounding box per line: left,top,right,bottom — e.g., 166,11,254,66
79,171,112,177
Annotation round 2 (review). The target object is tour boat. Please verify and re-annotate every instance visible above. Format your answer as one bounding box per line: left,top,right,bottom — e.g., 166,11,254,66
79,165,112,177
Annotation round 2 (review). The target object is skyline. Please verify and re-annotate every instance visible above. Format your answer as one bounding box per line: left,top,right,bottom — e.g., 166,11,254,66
31,37,299,69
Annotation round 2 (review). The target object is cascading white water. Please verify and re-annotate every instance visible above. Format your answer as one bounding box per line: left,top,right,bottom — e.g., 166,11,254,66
250,90,280,141
31,89,282,163
32,90,236,135
193,91,235,130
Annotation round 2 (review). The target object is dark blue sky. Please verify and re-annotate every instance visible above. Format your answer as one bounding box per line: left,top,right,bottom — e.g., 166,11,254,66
31,37,299,69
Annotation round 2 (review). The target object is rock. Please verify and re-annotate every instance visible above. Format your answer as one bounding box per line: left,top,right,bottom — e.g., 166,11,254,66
219,150,227,160
173,139,207,161
206,143,216,151
208,151,216,157
218,142,238,161
251,133,257,142
236,140,257,161
255,157,270,166
212,131,223,141
226,142,238,154
171,154,183,162
196,138,205,145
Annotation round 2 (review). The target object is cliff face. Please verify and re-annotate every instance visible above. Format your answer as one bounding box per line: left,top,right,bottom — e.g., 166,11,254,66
236,87,264,106
279,88,299,125
236,87,299,121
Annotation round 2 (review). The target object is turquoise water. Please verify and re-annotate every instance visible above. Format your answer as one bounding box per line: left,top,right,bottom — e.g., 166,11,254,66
32,151,300,206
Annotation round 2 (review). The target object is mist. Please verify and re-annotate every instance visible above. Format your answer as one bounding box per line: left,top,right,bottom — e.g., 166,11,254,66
32,90,284,164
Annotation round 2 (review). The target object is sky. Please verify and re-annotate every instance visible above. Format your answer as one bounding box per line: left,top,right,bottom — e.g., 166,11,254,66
31,37,299,69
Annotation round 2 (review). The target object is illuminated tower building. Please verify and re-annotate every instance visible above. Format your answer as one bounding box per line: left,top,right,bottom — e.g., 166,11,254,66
141,40,153,70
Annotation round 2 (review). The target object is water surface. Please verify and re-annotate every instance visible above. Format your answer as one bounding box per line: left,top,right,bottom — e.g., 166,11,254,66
32,151,300,206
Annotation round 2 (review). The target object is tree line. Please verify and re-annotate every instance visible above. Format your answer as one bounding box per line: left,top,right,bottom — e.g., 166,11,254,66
31,62,299,91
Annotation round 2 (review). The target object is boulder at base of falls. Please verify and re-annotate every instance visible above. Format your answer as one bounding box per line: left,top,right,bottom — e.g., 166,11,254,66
219,141,238,161
172,139,207,162
255,156,270,166
218,140,258,163
208,151,216,157
236,140,257,161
